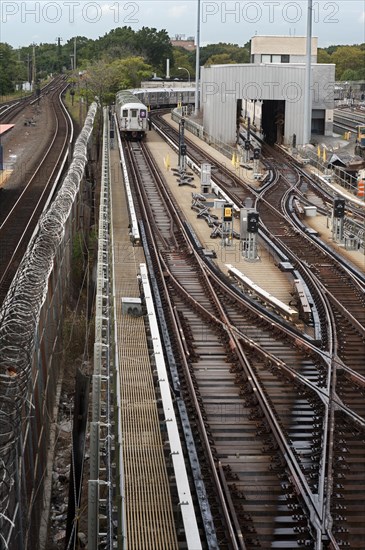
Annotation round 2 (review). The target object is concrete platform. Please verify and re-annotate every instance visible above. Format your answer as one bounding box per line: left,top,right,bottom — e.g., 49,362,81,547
146,116,364,317
304,214,364,273
162,114,265,189
145,125,295,309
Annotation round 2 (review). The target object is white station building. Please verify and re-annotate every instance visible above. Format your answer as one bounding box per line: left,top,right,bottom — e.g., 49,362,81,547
201,36,335,147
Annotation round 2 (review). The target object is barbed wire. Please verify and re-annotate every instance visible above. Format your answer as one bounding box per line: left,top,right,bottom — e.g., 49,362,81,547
0,102,98,545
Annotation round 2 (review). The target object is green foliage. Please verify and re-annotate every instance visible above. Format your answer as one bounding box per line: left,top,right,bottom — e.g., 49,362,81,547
134,27,173,70
78,59,120,106
72,232,85,289
0,43,15,94
200,43,250,66
340,69,359,81
111,57,152,89
205,53,237,66
317,48,332,64
171,49,195,78
331,46,365,80
318,44,365,79
99,26,137,60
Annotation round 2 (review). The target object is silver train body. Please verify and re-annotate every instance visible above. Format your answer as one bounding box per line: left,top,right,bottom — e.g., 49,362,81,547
115,87,195,139
116,90,148,140
134,87,195,109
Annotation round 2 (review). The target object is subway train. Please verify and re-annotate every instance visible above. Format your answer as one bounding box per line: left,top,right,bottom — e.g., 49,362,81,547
115,90,148,140
134,87,195,109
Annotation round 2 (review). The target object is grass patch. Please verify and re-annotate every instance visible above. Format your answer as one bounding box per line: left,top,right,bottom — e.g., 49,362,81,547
63,89,88,127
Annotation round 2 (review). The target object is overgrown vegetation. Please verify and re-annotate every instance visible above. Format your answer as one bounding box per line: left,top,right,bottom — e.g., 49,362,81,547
62,308,94,364
63,228,97,365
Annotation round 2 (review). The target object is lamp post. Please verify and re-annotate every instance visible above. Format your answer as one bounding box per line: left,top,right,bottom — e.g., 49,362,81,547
303,0,313,144
194,0,200,115
177,67,190,83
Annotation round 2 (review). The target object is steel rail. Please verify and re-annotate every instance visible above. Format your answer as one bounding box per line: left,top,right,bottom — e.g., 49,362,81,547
0,81,72,299
158,210,326,543
152,118,364,548
126,140,243,549
131,138,329,546
122,119,364,547
0,77,63,124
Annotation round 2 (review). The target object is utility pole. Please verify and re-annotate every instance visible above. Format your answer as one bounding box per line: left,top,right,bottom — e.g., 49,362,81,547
31,43,36,91
27,52,31,86
56,37,63,73
74,37,77,72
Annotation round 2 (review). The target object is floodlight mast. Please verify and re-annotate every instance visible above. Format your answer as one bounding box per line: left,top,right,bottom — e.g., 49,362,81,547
194,0,200,115
303,0,313,144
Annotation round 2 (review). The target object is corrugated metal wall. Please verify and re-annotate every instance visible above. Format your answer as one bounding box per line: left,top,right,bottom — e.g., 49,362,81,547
201,63,335,145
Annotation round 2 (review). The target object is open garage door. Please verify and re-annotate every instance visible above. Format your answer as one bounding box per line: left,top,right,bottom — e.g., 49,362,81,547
261,100,285,145
312,109,325,135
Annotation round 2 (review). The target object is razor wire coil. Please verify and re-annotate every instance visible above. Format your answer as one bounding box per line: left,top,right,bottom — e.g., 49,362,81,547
0,102,98,547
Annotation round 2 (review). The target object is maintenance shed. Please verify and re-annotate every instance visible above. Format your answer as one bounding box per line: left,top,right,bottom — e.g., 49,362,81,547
201,62,335,147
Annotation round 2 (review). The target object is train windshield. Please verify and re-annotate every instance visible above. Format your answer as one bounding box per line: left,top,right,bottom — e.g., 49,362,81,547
122,109,128,117
131,109,138,117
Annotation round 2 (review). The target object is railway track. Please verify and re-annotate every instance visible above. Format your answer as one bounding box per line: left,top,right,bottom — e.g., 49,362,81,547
0,77,63,124
152,113,258,206
0,79,73,304
256,153,365,547
121,127,365,548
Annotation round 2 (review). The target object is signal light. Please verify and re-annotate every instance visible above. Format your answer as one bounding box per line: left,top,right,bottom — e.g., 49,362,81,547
333,198,345,218
223,204,233,221
247,211,259,233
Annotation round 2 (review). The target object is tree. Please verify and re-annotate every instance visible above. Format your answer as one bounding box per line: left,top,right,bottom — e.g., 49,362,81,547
331,46,365,79
205,53,237,65
0,43,17,94
112,57,152,89
75,37,99,64
135,27,173,71
98,27,137,61
317,49,332,64
80,60,121,106
172,48,195,78
340,69,359,81
199,43,249,66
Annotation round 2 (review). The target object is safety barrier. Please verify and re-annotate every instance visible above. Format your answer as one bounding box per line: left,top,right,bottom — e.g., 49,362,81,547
88,108,121,549
357,178,364,198
0,102,97,550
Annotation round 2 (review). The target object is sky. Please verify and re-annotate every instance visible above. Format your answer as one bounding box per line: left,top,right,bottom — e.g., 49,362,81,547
1,0,364,49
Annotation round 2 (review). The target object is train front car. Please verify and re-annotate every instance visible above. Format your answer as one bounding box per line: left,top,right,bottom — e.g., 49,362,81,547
116,90,148,140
